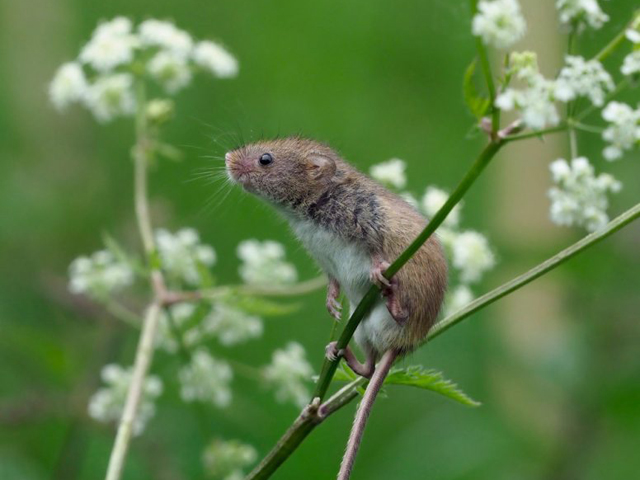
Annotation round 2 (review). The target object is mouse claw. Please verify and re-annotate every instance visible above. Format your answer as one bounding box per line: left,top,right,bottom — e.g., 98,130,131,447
326,297,342,321
370,259,391,290
325,341,344,362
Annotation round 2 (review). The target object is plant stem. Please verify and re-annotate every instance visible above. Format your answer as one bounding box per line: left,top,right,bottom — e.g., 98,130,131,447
247,202,640,480
105,302,162,480
428,202,640,340
503,123,569,143
594,27,629,63
199,276,327,301
246,379,364,480
104,81,167,480
311,139,503,402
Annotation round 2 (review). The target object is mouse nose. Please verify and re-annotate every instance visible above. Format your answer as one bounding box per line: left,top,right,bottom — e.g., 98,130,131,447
225,152,232,163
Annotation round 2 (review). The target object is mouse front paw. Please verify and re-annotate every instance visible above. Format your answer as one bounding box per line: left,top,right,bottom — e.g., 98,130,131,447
325,341,344,362
369,257,391,290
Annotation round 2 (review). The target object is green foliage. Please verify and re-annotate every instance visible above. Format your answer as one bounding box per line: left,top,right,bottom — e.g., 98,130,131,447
463,58,491,120
385,365,481,407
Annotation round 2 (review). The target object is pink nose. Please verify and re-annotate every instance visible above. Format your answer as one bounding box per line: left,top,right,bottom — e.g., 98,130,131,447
225,152,232,163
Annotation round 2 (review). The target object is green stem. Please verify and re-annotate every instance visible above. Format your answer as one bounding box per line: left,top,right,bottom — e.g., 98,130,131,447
312,139,503,402
503,123,569,143
248,202,640,480
246,379,364,480
594,28,629,63
428,203,640,340
471,0,499,133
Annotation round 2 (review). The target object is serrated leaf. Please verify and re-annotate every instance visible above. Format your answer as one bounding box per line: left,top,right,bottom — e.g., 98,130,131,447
385,365,481,407
463,58,491,120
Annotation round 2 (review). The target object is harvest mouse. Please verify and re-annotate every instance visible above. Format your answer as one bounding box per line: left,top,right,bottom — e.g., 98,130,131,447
225,136,447,480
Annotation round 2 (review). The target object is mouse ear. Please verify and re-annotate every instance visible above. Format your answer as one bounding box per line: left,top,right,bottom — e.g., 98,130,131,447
308,153,336,181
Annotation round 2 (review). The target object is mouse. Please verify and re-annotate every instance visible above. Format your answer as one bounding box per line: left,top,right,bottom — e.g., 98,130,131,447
225,136,447,480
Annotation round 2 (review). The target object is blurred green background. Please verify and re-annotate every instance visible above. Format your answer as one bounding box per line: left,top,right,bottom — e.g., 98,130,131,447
1,0,639,479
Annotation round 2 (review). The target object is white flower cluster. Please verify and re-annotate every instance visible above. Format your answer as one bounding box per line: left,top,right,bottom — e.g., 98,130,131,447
369,158,407,189
496,55,612,130
555,56,613,107
601,102,640,161
156,228,216,286
198,303,263,346
88,364,163,435
556,0,609,31
548,157,621,232
69,250,134,299
202,439,258,480
156,302,197,353
178,349,233,407
49,17,239,122
237,240,297,286
472,0,527,49
496,73,560,130
622,51,640,76
263,342,314,408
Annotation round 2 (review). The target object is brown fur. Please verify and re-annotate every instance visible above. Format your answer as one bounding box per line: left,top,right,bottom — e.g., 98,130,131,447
226,136,447,353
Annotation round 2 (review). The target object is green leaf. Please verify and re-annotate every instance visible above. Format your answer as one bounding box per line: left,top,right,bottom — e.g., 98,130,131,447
385,365,481,407
228,294,301,317
334,362,358,382
463,58,491,120
195,260,216,288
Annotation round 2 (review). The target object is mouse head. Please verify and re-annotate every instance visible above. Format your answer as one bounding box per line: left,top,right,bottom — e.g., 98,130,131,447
225,137,339,210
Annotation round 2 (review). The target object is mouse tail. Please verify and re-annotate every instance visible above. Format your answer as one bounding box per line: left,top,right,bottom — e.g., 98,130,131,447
337,349,398,480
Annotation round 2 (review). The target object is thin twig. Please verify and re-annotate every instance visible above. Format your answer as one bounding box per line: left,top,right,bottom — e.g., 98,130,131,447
104,81,168,480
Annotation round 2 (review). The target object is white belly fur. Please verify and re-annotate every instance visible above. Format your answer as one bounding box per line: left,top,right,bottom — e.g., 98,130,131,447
290,218,397,354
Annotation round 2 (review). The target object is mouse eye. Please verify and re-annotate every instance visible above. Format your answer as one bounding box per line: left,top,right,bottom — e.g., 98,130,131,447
259,153,273,166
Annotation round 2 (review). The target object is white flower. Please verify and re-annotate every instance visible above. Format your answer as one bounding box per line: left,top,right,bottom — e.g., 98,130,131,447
444,285,474,317
627,16,640,43
627,30,640,44
472,0,527,49
556,0,609,31
601,101,640,161
263,342,313,408
138,19,193,57
420,186,460,227
548,157,621,232
496,74,560,130
451,231,496,284
399,192,419,209
555,56,613,106
156,303,197,353
201,303,263,346
237,239,297,286
156,228,216,286
69,250,134,299
202,439,257,480
508,51,539,82
83,73,136,122
147,51,192,93
178,349,233,407
49,62,88,110
369,158,407,189
80,17,138,72
621,51,640,76
88,364,162,435
193,41,239,78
